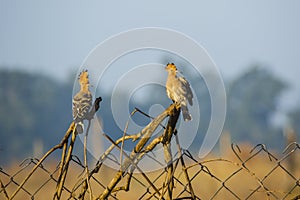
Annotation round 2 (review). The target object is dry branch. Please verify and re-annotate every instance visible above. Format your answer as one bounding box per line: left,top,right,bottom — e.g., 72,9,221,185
9,122,76,200
98,103,178,199
174,133,195,199
161,105,180,200
54,127,77,199
102,133,161,197
8,97,102,200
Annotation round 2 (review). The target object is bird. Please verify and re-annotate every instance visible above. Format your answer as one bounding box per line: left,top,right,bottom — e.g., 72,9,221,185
72,70,93,133
165,63,193,121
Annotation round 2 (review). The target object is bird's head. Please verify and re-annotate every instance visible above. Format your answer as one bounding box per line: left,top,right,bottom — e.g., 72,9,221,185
165,63,177,72
78,69,90,86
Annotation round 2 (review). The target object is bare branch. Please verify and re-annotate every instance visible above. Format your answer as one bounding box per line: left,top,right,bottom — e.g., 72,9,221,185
97,103,177,199
10,122,76,200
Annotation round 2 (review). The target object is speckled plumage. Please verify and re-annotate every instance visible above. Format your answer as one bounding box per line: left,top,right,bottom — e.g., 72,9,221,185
72,70,92,133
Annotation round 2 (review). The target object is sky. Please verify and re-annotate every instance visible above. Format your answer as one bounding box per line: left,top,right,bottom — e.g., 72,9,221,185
0,1,300,111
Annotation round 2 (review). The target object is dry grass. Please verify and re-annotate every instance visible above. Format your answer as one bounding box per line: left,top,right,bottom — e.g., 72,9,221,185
1,143,299,199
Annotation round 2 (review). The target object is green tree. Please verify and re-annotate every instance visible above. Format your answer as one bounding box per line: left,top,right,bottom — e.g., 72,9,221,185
0,69,72,164
225,66,287,145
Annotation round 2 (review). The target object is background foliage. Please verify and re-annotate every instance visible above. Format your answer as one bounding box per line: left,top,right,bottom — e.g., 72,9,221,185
0,65,298,164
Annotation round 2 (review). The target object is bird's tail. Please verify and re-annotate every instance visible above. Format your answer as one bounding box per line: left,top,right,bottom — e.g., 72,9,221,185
181,104,192,121
75,122,84,134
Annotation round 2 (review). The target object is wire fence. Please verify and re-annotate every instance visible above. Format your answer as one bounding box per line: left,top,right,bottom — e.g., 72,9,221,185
1,142,299,200
1,99,300,199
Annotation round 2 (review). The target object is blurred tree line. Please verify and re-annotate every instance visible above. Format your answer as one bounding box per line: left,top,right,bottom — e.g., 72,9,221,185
0,70,73,164
0,65,299,164
225,66,288,147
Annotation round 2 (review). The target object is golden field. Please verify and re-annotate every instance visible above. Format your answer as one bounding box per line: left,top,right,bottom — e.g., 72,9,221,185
1,143,299,200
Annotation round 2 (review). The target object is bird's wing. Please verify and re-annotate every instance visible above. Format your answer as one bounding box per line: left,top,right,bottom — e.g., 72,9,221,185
178,76,193,106
72,92,92,121
72,93,81,119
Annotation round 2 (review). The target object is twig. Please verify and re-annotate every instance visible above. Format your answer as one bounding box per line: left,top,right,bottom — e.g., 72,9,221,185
55,135,68,197
54,127,77,199
291,194,300,200
97,103,177,199
81,120,93,200
103,134,162,198
175,133,195,199
9,122,76,200
161,106,180,200
135,107,166,129
120,109,138,168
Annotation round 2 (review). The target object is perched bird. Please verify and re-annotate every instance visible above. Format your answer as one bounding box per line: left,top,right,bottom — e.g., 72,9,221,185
165,63,193,121
72,70,93,133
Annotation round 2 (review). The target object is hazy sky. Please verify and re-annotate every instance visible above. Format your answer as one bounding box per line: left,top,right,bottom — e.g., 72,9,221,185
0,1,300,110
